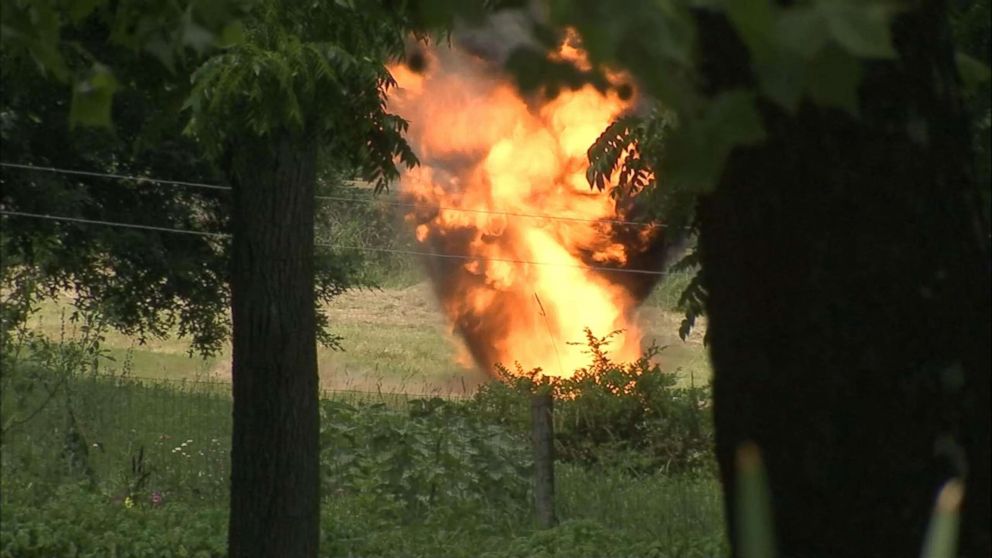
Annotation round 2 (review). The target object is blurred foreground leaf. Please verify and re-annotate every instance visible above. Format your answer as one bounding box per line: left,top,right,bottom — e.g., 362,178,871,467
736,442,775,558
68,64,119,129
920,479,963,558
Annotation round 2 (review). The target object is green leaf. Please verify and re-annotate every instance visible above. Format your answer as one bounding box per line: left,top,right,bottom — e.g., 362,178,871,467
775,6,830,60
806,45,862,114
69,64,119,129
218,20,246,48
29,40,70,82
819,2,897,59
956,51,991,93
652,3,696,66
707,89,766,145
68,0,106,22
760,14,867,115
665,90,765,191
736,443,776,558
724,0,775,59
414,0,482,28
1,1,69,81
920,480,963,558
754,48,806,113
143,37,175,72
183,22,215,53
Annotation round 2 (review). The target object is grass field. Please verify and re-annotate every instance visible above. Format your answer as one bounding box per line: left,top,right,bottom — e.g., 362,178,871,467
25,271,711,396
3,267,725,556
1,361,726,557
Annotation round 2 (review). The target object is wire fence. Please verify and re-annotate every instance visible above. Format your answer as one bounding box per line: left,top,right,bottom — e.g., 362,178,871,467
106,373,476,402
0,369,477,502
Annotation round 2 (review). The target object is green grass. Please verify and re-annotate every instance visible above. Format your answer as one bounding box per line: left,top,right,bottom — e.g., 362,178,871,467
23,268,711,396
1,372,727,557
27,301,220,381
1,374,233,505
103,347,216,380
558,464,725,544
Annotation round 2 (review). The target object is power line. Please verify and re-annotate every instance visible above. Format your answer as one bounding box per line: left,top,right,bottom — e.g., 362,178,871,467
316,193,661,229
0,209,668,276
339,244,667,276
0,210,230,238
0,162,230,191
2,161,663,228
0,161,378,195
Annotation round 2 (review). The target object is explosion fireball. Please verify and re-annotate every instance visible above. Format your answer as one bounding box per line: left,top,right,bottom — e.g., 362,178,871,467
387,37,667,378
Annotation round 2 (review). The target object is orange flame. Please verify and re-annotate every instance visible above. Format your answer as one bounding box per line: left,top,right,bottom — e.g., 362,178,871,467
387,39,661,378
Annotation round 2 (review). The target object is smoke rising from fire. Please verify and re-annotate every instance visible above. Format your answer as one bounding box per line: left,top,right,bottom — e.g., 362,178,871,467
386,33,669,378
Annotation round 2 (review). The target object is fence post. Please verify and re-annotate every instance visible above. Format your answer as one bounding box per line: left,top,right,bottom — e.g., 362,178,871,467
531,390,556,528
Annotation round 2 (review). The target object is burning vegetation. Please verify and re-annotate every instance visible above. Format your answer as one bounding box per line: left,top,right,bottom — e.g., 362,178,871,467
387,37,670,378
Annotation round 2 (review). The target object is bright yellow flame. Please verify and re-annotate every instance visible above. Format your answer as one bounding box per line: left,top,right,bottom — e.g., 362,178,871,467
388,40,653,377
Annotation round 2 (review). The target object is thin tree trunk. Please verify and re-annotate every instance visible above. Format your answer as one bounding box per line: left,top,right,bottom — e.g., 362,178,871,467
227,133,320,558
696,3,990,557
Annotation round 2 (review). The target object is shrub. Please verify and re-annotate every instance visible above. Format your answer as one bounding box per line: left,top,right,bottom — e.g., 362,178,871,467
472,329,715,474
319,397,532,525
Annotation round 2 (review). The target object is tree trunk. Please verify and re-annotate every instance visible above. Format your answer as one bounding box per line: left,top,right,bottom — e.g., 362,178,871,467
696,3,990,557
227,133,320,558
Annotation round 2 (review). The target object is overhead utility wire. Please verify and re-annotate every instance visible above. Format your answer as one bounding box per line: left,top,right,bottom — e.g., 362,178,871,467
1,162,663,229
0,210,668,277
0,161,370,194
0,162,230,191
314,193,662,229
0,210,230,239
340,244,668,276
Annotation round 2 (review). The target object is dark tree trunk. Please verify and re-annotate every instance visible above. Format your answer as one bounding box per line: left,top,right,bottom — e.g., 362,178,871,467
696,3,990,557
226,134,320,558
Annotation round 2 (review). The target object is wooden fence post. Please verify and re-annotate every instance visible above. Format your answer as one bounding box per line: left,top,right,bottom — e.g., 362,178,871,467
531,391,556,528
